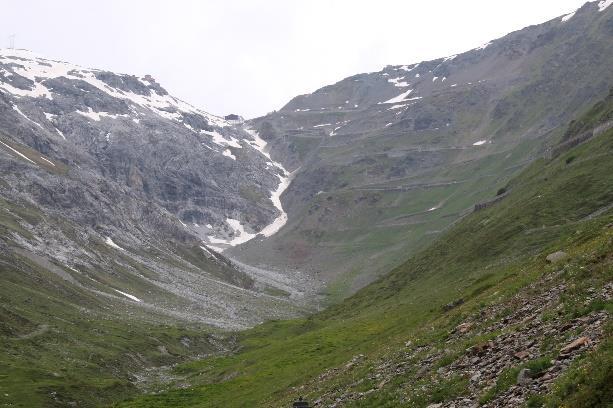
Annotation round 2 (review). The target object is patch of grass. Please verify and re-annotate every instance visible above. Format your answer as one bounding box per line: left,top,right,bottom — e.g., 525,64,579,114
542,324,613,407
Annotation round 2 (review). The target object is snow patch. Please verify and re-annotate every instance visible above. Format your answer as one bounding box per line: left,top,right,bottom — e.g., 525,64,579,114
76,107,127,122
473,140,488,146
598,0,613,11
105,237,125,251
387,76,410,87
380,89,414,104
201,130,242,148
222,149,236,160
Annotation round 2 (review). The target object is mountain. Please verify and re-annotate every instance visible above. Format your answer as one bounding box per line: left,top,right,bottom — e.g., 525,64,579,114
230,0,613,299
1,1,612,407
120,77,613,408
0,48,328,406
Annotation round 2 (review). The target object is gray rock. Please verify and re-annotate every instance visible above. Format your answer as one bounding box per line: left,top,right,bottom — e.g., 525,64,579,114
546,251,569,263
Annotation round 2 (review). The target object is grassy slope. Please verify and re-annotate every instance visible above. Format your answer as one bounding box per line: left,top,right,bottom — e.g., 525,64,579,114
0,198,237,407
118,101,613,406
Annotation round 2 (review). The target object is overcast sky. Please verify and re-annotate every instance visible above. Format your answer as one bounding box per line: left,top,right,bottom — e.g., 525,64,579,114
1,0,589,118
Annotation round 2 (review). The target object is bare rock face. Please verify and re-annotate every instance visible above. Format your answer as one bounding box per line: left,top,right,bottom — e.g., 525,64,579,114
0,49,288,248
0,49,311,329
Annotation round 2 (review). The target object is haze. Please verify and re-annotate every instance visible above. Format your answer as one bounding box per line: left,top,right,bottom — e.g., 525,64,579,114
1,0,589,118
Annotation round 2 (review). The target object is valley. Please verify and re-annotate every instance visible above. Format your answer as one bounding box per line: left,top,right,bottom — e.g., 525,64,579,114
0,1,612,407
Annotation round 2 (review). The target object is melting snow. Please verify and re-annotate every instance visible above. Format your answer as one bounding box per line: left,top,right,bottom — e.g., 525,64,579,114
13,105,43,129
113,289,141,302
313,123,332,128
561,11,576,21
387,76,410,87
39,156,55,166
201,130,242,148
473,140,488,146
105,237,125,251
399,63,418,72
226,218,257,246
0,140,35,164
380,89,414,104
0,48,229,128
598,0,613,11
222,149,236,160
243,128,293,239
76,107,127,122
432,76,439,82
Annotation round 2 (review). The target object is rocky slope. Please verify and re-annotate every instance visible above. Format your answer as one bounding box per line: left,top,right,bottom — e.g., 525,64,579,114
231,0,613,298
119,90,613,407
0,48,319,331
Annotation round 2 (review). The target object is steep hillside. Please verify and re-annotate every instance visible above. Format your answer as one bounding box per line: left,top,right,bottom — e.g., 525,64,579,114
120,88,613,408
0,51,318,406
231,1,613,299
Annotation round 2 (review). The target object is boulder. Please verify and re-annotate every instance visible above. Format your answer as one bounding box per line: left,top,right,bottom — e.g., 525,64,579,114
546,251,569,263
560,336,590,354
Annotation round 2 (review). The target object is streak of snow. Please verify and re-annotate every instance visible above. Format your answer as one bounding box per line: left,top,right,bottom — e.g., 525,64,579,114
113,289,141,302
243,127,293,239
473,140,488,146
39,156,55,166
13,105,43,129
0,140,35,163
561,11,576,21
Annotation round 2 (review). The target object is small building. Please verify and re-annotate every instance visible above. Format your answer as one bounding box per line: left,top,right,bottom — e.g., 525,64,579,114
224,114,244,124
